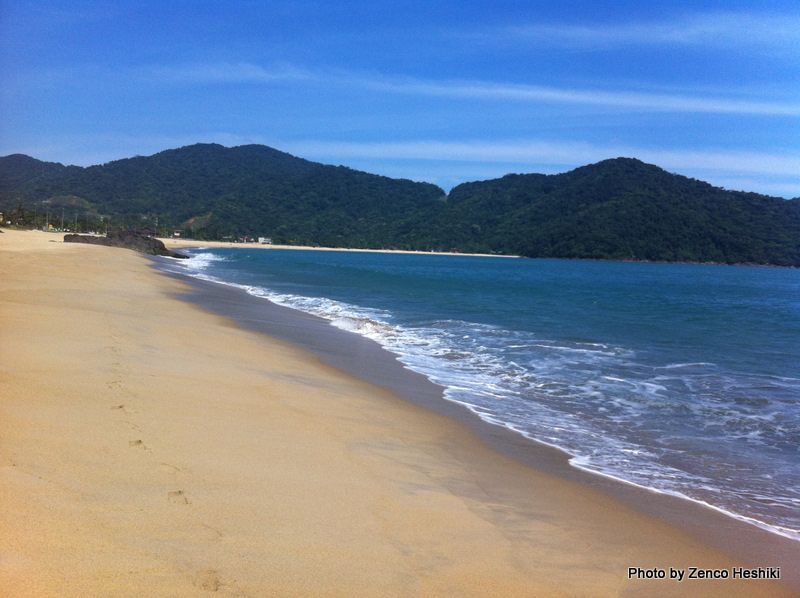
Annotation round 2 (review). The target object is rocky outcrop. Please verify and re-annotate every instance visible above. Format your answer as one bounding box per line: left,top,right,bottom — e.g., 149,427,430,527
64,230,188,258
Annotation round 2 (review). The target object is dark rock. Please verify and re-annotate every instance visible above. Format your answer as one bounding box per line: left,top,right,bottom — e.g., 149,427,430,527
63,233,113,246
64,231,189,258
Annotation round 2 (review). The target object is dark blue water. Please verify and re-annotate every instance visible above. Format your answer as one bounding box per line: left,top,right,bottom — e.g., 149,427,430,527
165,248,800,540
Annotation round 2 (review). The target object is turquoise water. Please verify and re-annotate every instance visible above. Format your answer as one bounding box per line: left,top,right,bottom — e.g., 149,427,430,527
166,248,800,540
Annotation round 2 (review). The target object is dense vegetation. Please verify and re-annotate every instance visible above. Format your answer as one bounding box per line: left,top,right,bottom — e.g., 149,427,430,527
0,144,446,247
2,143,799,265
438,159,800,265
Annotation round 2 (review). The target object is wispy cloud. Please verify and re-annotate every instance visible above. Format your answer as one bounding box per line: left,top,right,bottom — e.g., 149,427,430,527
146,62,800,117
508,11,800,52
282,138,800,195
8,134,798,198
284,139,800,174
367,77,800,116
145,62,315,85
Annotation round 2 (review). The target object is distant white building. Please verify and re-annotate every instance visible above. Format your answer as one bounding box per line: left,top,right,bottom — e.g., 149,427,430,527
258,237,273,244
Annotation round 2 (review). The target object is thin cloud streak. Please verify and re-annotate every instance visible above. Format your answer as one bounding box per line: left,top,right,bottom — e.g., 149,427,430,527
371,78,800,115
145,62,315,85
7,134,797,198
148,62,800,116
508,12,800,51
283,139,800,180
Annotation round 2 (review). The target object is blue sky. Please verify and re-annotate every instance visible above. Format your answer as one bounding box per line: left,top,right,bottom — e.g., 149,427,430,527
1,1,798,196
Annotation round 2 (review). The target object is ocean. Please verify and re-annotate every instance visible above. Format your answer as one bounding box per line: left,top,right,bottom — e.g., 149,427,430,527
160,247,800,541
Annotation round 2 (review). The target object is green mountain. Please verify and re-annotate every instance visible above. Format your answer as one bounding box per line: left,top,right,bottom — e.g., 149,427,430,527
438,158,800,265
0,143,446,248
2,144,799,265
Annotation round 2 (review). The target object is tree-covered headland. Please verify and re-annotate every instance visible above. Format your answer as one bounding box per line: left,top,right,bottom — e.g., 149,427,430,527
1,144,798,266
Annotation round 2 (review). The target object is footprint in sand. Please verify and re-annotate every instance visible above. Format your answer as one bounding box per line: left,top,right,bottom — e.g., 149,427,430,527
111,403,138,416
194,569,220,591
168,490,189,504
129,439,148,450
199,523,223,542
158,462,181,474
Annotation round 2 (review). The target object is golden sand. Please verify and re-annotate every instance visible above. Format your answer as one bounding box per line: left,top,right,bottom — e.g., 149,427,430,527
1,229,794,596
161,236,517,257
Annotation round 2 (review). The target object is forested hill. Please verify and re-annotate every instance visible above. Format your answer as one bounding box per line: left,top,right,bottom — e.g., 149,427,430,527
2,144,799,266
0,144,447,249
440,158,800,265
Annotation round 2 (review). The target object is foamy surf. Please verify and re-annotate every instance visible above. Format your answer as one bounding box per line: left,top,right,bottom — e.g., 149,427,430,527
164,246,800,543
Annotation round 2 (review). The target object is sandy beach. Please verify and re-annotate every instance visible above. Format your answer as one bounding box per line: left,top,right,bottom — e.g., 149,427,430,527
160,236,518,257
1,229,797,597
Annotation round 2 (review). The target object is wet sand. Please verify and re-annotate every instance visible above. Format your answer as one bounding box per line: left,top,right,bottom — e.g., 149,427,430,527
1,229,797,597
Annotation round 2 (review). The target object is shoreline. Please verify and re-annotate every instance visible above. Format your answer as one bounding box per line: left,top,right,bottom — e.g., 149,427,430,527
161,235,519,258
154,251,800,587
2,229,798,596
24,230,792,266
160,235,797,267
